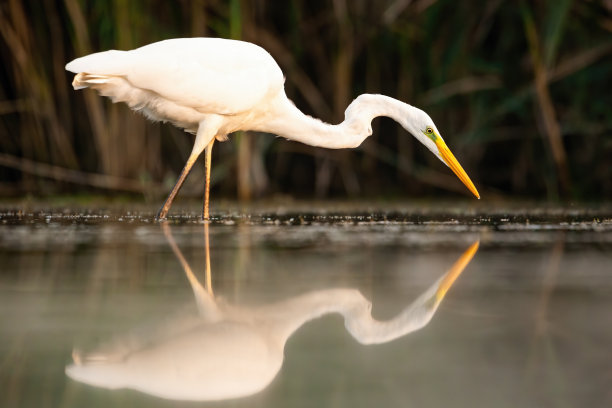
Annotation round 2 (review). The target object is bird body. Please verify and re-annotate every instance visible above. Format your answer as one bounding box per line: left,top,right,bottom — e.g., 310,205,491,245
67,38,284,134
66,37,479,219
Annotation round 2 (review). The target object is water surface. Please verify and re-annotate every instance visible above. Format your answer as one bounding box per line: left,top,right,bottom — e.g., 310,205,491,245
1,205,611,407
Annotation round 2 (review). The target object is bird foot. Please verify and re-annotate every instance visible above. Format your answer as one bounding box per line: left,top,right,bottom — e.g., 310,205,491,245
156,206,169,222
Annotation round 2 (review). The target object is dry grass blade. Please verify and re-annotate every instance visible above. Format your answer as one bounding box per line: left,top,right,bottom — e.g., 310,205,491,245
249,27,332,119
0,6,78,168
423,75,502,104
64,0,112,174
522,5,571,195
550,41,612,82
0,153,160,193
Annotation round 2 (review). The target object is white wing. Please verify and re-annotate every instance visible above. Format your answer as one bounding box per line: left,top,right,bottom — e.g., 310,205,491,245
66,38,285,115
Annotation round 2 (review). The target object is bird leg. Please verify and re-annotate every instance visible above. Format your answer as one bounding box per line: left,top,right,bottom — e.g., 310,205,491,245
156,154,200,220
202,139,215,220
156,118,220,221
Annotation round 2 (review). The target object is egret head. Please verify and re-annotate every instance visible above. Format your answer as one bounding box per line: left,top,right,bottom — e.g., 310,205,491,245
402,109,480,199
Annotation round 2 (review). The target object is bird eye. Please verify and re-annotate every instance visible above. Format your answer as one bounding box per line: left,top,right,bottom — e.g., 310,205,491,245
426,127,433,134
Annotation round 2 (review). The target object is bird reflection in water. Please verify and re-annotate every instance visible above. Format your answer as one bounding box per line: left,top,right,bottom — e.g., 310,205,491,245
66,224,479,401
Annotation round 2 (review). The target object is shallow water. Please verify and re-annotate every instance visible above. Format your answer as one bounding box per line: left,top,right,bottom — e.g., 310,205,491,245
1,205,611,407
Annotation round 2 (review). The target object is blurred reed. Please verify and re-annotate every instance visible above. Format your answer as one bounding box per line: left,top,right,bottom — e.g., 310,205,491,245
0,0,610,201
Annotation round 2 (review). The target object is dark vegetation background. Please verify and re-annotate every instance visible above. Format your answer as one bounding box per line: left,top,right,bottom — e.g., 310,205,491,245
0,0,611,203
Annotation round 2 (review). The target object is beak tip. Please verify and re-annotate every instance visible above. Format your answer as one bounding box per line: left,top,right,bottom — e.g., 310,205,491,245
436,140,481,201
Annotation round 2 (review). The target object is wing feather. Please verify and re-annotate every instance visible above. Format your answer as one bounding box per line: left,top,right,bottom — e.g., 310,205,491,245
66,38,284,115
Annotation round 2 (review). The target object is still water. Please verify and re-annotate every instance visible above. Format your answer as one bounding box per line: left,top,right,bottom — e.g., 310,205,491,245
0,205,611,407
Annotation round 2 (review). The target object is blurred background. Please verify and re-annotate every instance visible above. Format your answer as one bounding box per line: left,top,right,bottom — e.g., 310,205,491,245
0,0,611,204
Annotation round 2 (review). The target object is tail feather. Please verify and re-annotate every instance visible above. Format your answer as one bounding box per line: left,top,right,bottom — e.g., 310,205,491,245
70,73,147,109
71,73,112,90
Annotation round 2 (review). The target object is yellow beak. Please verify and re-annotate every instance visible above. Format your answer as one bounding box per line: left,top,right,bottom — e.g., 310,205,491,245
435,139,480,199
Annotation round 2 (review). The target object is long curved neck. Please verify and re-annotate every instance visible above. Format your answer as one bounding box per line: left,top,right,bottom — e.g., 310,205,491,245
256,93,415,149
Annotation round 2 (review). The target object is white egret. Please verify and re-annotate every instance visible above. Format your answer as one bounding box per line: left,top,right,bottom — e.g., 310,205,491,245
65,223,479,401
66,38,480,220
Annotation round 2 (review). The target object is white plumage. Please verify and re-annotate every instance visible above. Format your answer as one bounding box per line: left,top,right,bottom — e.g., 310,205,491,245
66,37,479,219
